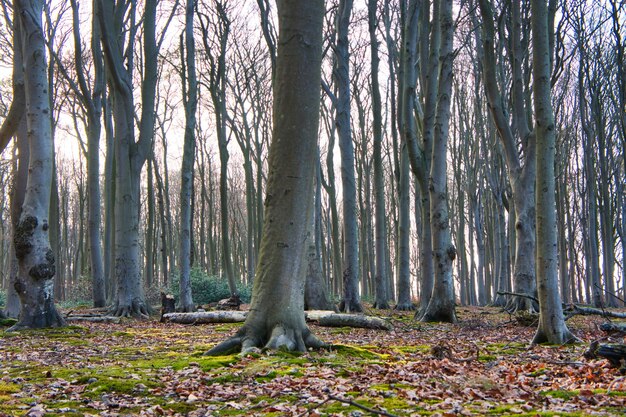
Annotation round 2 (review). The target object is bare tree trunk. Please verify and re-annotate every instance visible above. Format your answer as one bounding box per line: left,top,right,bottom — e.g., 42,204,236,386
207,0,325,355
178,0,198,312
9,0,65,330
369,0,389,310
531,0,575,345
335,0,362,314
420,0,457,323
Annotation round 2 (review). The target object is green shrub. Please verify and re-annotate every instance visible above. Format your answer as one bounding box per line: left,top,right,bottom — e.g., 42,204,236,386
169,267,252,305
0,288,6,308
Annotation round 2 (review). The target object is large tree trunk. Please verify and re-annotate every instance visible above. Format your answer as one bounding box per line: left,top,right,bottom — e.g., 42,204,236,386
207,0,325,355
9,0,65,331
178,0,198,313
530,0,575,345
420,0,457,323
335,0,362,314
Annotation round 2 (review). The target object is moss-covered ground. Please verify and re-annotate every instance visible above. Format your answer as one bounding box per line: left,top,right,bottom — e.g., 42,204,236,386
0,307,624,416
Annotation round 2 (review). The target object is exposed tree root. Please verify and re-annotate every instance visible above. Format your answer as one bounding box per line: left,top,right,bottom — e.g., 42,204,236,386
338,299,364,314
372,301,390,310
499,291,539,314
6,309,66,332
109,299,150,319
205,323,326,356
394,302,416,311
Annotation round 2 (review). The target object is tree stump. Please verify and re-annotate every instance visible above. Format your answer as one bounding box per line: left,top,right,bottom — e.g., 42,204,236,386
584,341,626,373
160,293,176,322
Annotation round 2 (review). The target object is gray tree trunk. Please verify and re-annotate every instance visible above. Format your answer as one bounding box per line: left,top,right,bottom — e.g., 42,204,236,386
369,0,389,310
207,0,325,355
478,0,537,313
99,0,162,317
530,0,575,345
178,0,198,313
69,0,106,308
305,160,335,311
420,0,457,323
9,0,65,331
335,0,362,313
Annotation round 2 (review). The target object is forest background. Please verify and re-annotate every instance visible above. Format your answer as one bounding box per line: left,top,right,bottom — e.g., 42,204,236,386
0,0,624,321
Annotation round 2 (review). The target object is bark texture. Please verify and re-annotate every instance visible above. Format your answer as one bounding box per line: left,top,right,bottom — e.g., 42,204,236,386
9,0,65,331
206,0,325,355
530,0,575,345
420,0,457,323
335,0,363,314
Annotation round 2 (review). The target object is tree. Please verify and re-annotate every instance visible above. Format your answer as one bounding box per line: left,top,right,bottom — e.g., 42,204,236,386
207,0,325,355
63,0,106,308
369,0,390,310
335,0,362,314
419,0,457,323
531,0,575,345
178,0,198,312
198,0,238,300
98,0,169,317
8,0,65,331
477,0,538,313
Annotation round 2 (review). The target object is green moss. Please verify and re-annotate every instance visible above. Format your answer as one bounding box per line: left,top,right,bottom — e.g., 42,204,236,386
478,354,498,362
327,344,387,360
540,390,578,400
0,382,21,394
0,318,17,327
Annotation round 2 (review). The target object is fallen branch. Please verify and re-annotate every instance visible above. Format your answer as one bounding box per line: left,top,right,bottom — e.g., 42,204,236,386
566,305,626,319
496,291,539,304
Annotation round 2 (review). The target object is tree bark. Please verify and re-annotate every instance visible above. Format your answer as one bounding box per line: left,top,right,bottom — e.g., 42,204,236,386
9,0,65,331
530,0,575,345
335,0,362,314
420,0,457,323
178,0,198,313
369,0,389,310
206,0,326,355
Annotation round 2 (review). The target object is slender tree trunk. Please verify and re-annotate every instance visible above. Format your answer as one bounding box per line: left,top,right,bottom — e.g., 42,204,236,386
335,0,362,313
420,0,457,323
369,0,390,309
178,0,198,312
531,0,575,345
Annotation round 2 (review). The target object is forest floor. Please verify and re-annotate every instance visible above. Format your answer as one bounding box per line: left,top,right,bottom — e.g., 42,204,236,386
0,306,625,417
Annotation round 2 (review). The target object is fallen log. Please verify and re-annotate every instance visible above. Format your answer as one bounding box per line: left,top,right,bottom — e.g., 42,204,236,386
566,305,626,319
600,322,626,335
314,313,392,330
161,310,392,330
584,341,626,372
162,311,247,324
67,316,121,324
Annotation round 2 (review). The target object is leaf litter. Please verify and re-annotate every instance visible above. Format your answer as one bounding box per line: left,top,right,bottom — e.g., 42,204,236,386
0,307,624,416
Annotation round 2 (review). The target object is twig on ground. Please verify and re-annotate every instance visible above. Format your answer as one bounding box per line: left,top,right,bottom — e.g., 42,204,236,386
497,291,539,304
